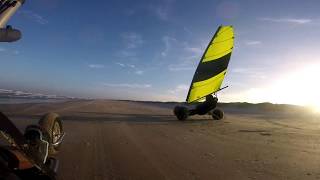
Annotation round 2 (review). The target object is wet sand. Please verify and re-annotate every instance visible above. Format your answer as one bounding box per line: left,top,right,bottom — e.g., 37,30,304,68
1,100,320,180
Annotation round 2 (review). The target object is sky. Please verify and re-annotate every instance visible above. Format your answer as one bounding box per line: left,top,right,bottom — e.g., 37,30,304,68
1,0,320,107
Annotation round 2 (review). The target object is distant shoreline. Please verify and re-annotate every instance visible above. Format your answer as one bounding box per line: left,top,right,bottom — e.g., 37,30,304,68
0,97,69,104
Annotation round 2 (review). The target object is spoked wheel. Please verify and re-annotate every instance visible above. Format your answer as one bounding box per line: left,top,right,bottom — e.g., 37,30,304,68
211,108,224,120
173,106,189,121
38,113,64,155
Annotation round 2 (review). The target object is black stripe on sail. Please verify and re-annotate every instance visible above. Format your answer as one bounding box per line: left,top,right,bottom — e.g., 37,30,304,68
186,26,223,103
192,53,231,83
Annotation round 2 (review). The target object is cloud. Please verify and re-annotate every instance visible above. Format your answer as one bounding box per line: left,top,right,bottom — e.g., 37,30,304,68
258,17,312,25
154,6,169,21
121,32,144,49
149,0,174,21
184,46,203,54
161,36,177,57
88,64,105,69
0,48,6,52
135,70,144,75
168,64,194,71
115,62,135,69
116,32,143,59
19,10,48,25
168,84,189,94
244,40,262,46
127,64,135,68
115,62,125,67
0,89,13,93
231,68,266,79
102,83,152,88
183,27,192,35
115,62,144,75
116,50,136,58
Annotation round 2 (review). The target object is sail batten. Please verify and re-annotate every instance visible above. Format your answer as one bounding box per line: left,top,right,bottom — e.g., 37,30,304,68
186,25,234,103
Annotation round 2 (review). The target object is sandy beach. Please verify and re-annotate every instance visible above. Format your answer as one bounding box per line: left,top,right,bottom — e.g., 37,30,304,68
1,100,320,180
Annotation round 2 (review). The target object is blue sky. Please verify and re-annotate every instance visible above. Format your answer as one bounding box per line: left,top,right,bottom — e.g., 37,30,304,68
1,0,320,106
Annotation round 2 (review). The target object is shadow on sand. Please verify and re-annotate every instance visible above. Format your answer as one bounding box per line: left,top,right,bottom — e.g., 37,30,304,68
8,111,219,125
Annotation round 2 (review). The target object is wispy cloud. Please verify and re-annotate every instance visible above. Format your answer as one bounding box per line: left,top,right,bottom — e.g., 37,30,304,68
121,32,144,49
168,84,189,94
88,64,105,69
258,17,312,25
116,32,143,59
161,36,177,57
231,68,266,79
168,64,194,71
116,50,136,58
115,62,125,67
0,48,20,55
115,62,144,75
102,83,152,88
115,62,135,69
149,0,174,21
244,40,262,46
135,70,144,75
19,10,49,25
184,46,203,54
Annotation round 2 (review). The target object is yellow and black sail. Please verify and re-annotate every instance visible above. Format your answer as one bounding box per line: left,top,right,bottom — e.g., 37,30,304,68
186,25,234,103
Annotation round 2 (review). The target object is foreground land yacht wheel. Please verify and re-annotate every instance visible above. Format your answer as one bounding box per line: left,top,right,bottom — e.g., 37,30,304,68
38,113,63,155
211,108,224,120
173,106,189,121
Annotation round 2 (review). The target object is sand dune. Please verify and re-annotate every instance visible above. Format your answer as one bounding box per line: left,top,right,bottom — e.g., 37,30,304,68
1,100,320,180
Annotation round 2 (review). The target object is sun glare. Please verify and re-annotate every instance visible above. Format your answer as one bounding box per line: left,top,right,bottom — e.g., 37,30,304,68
242,64,320,112
277,64,320,105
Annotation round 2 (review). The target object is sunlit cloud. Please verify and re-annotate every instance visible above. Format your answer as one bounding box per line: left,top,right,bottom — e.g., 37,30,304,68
258,17,312,25
19,10,49,25
88,64,105,68
102,83,152,88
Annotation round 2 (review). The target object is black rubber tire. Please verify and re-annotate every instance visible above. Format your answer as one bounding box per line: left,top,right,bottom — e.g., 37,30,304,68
38,113,63,155
173,106,189,121
211,109,224,120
